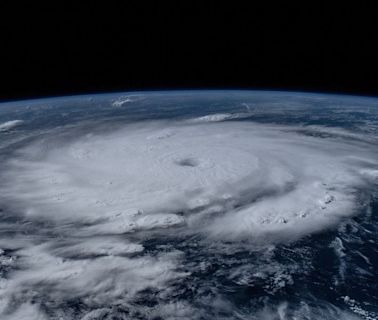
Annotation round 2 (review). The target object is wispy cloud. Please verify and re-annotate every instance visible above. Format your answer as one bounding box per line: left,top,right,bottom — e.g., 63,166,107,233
0,120,23,132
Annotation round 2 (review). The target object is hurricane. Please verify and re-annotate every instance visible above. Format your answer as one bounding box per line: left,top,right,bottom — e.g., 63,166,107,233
0,91,377,319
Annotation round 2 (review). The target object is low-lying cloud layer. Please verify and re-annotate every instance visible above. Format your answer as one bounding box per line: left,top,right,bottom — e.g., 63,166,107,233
0,118,377,319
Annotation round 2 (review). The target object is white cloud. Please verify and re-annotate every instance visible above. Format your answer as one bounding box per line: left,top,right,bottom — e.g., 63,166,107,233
2,120,376,240
1,303,47,320
111,95,144,107
0,120,23,132
0,118,377,318
188,113,251,123
0,244,187,315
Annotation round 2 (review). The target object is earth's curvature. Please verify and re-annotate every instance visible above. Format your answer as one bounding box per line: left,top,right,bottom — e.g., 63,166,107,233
0,90,377,320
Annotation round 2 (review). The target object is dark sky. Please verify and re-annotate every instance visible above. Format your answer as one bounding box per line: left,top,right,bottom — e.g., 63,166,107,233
0,1,377,101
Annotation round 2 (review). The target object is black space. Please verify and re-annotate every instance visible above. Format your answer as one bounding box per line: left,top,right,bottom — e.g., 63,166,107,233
0,2,377,101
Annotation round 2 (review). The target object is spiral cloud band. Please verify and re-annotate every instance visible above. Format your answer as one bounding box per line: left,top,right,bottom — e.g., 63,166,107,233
0,115,377,319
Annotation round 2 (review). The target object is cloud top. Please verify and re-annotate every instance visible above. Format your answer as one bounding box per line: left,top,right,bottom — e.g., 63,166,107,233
0,118,377,319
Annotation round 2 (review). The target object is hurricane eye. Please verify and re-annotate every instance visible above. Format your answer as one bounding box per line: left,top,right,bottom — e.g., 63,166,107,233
175,157,199,167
